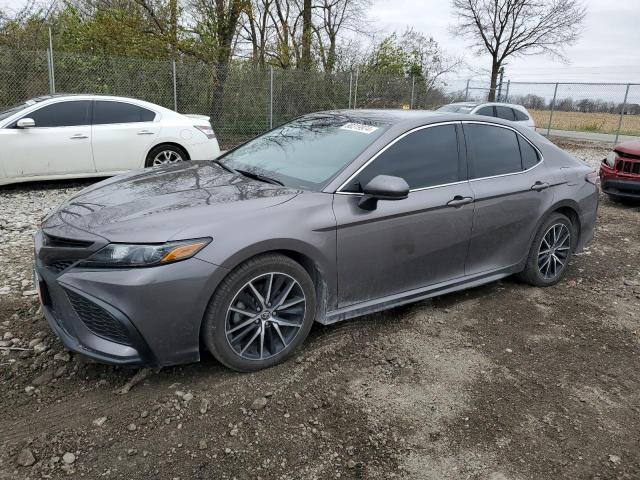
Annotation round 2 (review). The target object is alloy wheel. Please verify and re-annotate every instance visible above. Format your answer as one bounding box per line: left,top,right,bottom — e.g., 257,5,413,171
152,150,184,166
225,272,306,360
537,223,571,280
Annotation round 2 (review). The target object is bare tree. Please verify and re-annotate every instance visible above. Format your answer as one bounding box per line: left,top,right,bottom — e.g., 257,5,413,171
451,0,586,100
300,0,312,69
312,0,370,74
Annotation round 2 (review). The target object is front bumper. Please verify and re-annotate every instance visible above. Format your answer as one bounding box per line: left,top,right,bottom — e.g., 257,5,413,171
601,178,640,199
35,229,228,367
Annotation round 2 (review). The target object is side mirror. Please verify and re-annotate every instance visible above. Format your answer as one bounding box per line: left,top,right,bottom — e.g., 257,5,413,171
358,174,410,210
17,118,35,129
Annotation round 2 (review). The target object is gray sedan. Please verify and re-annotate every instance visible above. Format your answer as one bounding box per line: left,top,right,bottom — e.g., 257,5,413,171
34,110,598,371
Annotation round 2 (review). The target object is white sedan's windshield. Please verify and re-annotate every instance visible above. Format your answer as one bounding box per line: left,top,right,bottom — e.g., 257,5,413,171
221,113,390,190
0,103,30,122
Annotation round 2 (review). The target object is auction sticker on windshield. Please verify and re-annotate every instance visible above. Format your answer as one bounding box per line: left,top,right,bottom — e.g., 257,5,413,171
340,123,379,134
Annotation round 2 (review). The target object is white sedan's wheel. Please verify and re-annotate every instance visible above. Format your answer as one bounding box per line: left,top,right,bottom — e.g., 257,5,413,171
145,145,189,168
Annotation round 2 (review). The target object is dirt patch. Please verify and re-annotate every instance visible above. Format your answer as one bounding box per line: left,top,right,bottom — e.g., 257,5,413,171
1,144,640,479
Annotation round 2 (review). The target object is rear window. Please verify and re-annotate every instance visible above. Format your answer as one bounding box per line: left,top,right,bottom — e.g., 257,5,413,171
93,101,156,124
518,135,540,169
465,124,522,178
513,109,529,121
496,106,515,121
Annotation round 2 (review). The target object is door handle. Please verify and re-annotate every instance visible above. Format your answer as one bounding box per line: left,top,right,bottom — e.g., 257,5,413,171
137,130,155,135
447,195,474,207
531,181,550,192
69,134,88,140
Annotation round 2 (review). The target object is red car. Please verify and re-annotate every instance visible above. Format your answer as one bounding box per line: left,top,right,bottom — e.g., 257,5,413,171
599,140,640,201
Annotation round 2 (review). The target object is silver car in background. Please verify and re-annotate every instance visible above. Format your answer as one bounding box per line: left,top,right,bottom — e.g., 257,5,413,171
34,110,598,372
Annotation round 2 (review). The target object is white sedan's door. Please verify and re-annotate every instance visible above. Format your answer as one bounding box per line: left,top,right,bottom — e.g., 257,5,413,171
91,100,160,172
1,100,95,178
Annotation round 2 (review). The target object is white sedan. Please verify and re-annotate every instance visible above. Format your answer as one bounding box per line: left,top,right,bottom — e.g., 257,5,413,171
0,94,221,186
437,102,536,129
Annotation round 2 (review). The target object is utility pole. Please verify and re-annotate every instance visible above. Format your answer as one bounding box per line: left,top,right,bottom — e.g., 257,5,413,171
496,67,504,102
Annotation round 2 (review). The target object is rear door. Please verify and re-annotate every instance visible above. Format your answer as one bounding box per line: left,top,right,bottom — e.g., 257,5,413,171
91,100,160,172
1,100,94,178
333,123,475,307
463,122,556,275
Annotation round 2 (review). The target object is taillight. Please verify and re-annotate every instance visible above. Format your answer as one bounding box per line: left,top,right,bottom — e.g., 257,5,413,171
585,170,599,185
195,124,216,139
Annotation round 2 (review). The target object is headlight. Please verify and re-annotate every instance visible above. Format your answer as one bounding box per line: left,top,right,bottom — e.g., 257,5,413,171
604,151,617,168
80,238,211,268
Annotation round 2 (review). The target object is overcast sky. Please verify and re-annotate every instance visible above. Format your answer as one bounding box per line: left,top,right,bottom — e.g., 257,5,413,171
369,0,640,84
1,0,638,84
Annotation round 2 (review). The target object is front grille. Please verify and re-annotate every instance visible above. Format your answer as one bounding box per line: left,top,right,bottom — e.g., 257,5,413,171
65,290,132,345
616,159,640,176
48,260,75,274
616,150,640,161
44,233,94,249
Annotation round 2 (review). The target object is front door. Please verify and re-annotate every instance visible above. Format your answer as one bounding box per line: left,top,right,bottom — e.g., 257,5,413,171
1,100,94,178
91,100,160,172
333,123,475,307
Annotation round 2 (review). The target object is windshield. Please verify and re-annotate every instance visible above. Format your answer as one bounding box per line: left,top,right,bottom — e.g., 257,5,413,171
437,104,475,114
0,102,31,122
220,113,390,190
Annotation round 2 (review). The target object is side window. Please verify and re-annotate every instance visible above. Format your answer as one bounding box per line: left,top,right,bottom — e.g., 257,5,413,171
343,124,460,192
513,109,529,121
476,106,495,116
465,124,522,178
22,101,91,128
495,106,515,121
518,135,540,170
93,101,156,125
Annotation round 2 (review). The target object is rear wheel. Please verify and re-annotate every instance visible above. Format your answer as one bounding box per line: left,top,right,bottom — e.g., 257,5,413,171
145,144,189,167
202,254,316,372
518,213,575,287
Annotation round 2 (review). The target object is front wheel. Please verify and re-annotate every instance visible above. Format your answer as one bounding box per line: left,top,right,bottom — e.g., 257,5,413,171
202,254,316,372
518,213,575,287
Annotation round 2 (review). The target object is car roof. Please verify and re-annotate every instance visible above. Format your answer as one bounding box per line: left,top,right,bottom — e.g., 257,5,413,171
310,108,525,129
19,94,176,115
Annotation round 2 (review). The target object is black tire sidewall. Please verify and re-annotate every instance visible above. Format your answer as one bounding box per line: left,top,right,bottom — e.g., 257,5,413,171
145,145,189,168
202,254,316,372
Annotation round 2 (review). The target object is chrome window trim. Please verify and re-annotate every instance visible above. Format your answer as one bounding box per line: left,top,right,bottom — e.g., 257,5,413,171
335,119,544,196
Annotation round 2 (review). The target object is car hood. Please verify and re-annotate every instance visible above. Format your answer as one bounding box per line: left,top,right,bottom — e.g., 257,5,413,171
42,161,300,243
616,141,640,156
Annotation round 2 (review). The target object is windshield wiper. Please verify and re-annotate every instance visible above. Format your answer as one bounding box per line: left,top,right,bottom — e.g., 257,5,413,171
234,169,284,186
211,159,239,175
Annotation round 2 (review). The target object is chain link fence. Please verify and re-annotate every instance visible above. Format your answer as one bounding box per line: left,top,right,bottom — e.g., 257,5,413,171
1,46,639,147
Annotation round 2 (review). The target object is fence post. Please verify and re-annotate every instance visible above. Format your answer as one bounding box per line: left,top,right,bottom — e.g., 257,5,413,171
497,67,504,101
410,75,415,109
615,83,631,144
504,80,510,103
172,60,177,112
547,83,559,136
269,66,274,129
353,68,359,109
464,79,470,101
348,71,353,109
47,27,55,94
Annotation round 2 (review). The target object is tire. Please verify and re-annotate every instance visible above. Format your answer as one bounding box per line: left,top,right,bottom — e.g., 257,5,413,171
202,254,317,372
145,144,189,168
518,212,575,287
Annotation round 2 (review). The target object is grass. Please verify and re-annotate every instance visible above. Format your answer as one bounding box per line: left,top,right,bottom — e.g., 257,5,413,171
530,110,640,136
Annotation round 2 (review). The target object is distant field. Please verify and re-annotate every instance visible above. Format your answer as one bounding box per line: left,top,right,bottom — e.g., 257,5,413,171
530,110,640,136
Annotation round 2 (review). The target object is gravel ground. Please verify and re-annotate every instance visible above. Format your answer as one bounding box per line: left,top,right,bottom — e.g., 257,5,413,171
1,139,639,480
